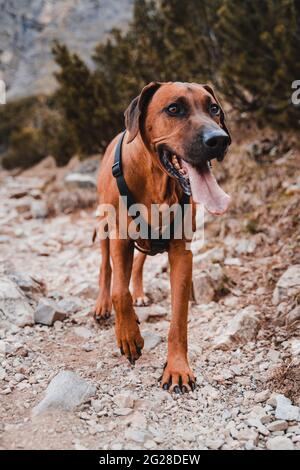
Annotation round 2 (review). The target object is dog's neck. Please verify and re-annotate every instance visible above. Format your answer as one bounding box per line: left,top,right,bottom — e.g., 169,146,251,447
122,133,181,206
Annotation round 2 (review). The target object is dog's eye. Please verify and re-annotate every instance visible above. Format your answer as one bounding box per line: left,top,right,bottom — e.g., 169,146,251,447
166,103,182,116
210,103,220,116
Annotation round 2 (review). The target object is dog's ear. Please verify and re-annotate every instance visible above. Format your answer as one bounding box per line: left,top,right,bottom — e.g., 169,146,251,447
124,81,161,143
202,84,232,145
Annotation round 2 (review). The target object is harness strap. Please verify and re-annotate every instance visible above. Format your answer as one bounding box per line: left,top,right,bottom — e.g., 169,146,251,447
112,131,190,256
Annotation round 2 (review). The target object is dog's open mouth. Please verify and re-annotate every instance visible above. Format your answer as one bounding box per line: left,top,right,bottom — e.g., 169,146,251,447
159,148,231,215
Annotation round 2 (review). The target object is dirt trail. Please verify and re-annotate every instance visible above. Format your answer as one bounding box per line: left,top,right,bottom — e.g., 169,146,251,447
0,135,300,450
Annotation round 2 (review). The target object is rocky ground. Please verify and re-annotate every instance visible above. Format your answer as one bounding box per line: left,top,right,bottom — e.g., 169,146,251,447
0,131,300,450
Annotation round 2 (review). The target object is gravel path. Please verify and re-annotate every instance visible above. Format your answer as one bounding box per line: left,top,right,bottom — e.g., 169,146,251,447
0,145,299,449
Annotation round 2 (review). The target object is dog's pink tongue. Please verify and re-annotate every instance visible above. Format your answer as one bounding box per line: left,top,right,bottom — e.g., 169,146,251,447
183,162,231,215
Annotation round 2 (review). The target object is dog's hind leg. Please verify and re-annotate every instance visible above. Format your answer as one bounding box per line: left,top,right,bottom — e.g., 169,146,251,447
132,252,150,306
94,235,112,321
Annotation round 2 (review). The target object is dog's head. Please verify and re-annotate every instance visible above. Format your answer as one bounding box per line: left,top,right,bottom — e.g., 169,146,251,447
124,81,232,214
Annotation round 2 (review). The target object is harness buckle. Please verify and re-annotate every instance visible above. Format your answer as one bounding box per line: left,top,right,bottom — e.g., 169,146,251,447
112,162,122,178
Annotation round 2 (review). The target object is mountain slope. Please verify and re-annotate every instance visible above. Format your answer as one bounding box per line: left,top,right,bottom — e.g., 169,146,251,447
0,0,133,100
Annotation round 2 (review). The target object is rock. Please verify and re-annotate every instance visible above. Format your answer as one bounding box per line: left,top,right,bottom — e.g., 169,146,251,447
0,340,13,355
30,199,48,218
246,418,269,436
206,438,224,450
65,173,97,190
113,392,134,409
148,277,170,303
34,298,67,326
266,436,294,450
74,326,93,339
114,408,133,416
213,305,260,350
125,428,150,444
142,331,162,351
8,272,46,297
32,371,96,415
56,298,82,315
0,366,6,380
275,394,300,421
192,272,215,304
286,306,300,326
290,339,300,356
135,305,168,323
267,420,289,432
273,265,300,305
181,430,196,442
0,276,34,328
224,257,241,266
236,428,258,443
235,239,257,255
254,390,270,403
72,282,98,300
126,411,147,429
192,246,225,265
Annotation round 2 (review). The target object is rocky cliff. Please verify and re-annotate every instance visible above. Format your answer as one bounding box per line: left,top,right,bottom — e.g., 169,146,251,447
0,0,133,100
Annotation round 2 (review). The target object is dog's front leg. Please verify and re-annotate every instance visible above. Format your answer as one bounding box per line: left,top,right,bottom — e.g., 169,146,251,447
110,239,144,365
161,240,196,393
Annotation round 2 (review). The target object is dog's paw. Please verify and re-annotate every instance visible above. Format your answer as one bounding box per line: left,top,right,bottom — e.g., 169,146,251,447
159,359,196,394
93,294,112,321
133,295,151,306
116,317,144,365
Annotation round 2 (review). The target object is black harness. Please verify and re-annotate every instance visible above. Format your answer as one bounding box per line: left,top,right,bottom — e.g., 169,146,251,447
112,131,190,256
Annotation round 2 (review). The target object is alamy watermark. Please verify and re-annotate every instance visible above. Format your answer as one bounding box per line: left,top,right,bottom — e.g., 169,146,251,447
96,197,205,249
291,80,300,105
0,79,6,105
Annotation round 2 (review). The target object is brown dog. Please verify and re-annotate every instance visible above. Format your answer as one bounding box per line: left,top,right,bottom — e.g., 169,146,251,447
94,82,231,393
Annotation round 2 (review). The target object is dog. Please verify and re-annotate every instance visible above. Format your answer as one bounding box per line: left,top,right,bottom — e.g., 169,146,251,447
94,81,231,393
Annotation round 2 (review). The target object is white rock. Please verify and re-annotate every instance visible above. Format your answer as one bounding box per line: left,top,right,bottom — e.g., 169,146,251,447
56,298,82,315
114,408,133,416
206,438,224,449
34,298,67,326
143,331,162,351
192,246,225,264
0,276,34,328
273,265,300,305
135,305,167,322
181,430,196,442
290,339,300,356
224,257,241,266
74,326,93,339
213,305,260,350
65,173,96,189
266,436,294,450
32,371,96,415
275,394,300,421
0,366,6,380
113,392,134,409
235,239,256,255
125,428,150,444
30,199,48,218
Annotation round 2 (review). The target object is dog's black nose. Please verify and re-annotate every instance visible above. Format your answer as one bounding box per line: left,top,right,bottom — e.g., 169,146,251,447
203,129,230,151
